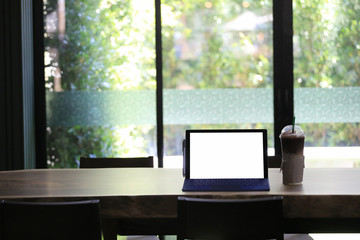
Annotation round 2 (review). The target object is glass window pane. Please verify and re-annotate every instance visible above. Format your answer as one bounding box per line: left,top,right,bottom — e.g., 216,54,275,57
293,0,360,167
162,0,273,167
44,0,156,168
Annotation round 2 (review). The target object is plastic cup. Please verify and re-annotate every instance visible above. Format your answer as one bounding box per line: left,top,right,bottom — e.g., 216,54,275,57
279,125,305,185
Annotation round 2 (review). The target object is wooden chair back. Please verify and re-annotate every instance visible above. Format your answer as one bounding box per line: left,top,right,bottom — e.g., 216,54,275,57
80,156,154,168
268,155,282,168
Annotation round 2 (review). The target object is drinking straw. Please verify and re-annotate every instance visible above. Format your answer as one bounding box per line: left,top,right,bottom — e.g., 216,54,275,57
292,116,295,133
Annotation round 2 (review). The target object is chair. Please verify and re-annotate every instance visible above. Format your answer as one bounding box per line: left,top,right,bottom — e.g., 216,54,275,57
79,156,159,240
0,199,102,240
268,155,282,168
177,196,284,240
80,156,154,168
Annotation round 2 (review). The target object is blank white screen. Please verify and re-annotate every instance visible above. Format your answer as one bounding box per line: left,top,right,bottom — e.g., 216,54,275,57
189,132,264,179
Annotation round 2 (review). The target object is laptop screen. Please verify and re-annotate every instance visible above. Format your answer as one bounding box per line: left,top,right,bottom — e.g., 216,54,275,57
186,129,267,179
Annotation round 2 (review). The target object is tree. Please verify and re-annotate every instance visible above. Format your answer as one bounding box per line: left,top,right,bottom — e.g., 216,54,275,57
45,0,156,167
44,0,360,168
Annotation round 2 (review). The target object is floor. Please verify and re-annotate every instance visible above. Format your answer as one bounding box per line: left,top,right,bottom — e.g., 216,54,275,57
310,234,360,240
118,234,360,240
162,234,360,240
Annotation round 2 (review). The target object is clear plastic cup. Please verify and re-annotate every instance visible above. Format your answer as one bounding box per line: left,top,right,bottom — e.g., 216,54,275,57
279,125,305,185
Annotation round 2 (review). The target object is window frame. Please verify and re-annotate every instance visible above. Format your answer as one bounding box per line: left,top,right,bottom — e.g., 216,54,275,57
33,0,47,168
273,0,294,161
30,0,294,169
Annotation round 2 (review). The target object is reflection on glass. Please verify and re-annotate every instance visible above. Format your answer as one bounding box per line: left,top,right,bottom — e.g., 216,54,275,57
293,0,360,167
162,0,273,166
44,0,156,168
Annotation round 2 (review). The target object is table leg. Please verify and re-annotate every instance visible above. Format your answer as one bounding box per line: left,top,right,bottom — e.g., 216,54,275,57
102,218,117,240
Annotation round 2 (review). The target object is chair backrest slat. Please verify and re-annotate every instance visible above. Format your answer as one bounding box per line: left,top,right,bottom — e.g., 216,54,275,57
80,156,154,168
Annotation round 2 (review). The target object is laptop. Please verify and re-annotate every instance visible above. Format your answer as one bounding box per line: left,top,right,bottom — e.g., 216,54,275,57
182,129,270,191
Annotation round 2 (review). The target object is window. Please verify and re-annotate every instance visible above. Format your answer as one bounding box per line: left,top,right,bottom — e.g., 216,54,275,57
293,0,360,167
42,0,360,168
161,0,273,167
44,0,156,167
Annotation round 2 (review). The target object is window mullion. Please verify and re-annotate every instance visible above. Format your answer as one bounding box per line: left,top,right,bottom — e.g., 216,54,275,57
155,0,164,168
273,0,294,159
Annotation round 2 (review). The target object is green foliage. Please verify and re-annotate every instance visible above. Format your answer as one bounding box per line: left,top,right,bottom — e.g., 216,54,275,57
55,0,155,91
293,0,360,147
335,1,360,86
301,123,360,147
293,0,360,87
162,0,272,89
45,0,156,168
46,125,154,168
44,0,360,168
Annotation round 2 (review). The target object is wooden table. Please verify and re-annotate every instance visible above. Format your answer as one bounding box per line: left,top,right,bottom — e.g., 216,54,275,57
1,168,360,235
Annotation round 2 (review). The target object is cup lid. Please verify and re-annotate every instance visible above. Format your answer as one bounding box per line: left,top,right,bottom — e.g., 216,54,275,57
280,125,305,137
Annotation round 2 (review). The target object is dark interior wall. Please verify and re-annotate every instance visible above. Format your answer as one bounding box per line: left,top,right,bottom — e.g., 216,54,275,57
0,0,25,170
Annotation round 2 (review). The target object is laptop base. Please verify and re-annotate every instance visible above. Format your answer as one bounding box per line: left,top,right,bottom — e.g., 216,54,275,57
182,178,270,192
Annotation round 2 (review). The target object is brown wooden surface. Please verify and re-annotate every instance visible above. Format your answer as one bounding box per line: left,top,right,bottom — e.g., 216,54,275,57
1,168,360,233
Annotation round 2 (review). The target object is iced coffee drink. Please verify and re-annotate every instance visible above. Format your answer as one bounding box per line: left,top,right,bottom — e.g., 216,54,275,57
280,125,305,185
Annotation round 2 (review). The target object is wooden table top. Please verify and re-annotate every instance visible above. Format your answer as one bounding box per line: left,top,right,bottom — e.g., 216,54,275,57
1,168,360,219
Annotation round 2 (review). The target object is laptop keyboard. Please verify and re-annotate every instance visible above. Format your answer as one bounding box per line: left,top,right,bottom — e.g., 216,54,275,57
189,178,268,186
183,178,270,191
